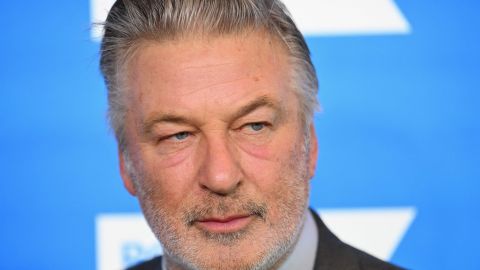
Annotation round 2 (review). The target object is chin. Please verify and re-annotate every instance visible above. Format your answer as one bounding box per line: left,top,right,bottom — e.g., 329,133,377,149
162,216,304,270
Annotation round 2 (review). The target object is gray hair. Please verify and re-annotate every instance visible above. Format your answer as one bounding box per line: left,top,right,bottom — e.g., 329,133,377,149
100,0,319,151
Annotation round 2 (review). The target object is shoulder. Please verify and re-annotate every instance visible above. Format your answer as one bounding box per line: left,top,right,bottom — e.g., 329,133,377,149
126,256,162,270
318,241,404,270
310,209,405,270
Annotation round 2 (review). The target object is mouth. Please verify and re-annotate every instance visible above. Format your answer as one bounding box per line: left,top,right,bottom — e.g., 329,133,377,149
194,215,254,234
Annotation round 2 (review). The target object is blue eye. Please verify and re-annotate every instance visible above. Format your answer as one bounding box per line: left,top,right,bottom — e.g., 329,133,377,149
174,132,190,140
249,123,265,131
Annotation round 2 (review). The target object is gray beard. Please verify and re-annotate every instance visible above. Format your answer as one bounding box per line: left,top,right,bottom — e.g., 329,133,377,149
126,140,311,270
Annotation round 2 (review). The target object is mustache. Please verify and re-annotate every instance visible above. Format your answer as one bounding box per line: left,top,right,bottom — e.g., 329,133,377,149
183,200,267,226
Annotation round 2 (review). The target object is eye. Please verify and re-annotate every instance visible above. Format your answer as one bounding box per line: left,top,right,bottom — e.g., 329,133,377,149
172,131,190,140
248,122,265,131
239,122,271,135
235,121,273,144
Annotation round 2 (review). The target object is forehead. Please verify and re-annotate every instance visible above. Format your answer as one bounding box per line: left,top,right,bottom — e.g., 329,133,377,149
124,32,294,119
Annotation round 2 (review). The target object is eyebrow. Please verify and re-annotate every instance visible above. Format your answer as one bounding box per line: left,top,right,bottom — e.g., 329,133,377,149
142,114,192,135
141,96,282,135
230,96,281,121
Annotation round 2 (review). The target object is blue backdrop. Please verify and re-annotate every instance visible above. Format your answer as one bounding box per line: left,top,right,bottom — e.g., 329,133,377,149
1,1,479,269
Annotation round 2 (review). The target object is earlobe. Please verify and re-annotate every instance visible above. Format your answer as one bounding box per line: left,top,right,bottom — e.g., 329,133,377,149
119,150,137,196
308,123,318,179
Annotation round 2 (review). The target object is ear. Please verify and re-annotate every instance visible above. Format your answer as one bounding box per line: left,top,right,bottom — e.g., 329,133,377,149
119,150,137,196
307,123,318,179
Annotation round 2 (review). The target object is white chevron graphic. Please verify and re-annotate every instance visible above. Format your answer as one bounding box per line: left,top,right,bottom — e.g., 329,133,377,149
318,207,416,261
90,0,116,40
90,0,411,40
96,207,416,270
96,214,163,270
282,0,411,35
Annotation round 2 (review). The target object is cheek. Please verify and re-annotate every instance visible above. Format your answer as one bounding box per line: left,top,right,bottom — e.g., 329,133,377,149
241,150,287,192
239,131,299,184
238,143,272,160
139,151,197,209
236,133,291,162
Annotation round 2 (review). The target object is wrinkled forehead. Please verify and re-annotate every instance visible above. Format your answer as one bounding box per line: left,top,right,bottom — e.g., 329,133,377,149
122,31,293,100
123,30,289,73
119,31,299,132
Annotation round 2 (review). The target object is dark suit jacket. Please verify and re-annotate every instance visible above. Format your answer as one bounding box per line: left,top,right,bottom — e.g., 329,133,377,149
127,209,404,270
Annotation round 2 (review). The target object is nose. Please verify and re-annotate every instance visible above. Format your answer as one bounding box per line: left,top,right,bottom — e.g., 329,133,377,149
198,135,242,195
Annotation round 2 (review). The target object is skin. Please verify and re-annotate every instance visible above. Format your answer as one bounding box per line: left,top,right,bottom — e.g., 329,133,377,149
119,31,318,270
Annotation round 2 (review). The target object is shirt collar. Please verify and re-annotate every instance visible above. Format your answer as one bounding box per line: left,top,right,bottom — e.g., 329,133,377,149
277,209,318,270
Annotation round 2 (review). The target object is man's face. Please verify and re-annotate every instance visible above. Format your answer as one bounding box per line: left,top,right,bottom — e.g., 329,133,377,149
120,32,318,270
